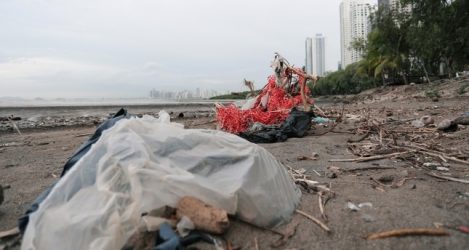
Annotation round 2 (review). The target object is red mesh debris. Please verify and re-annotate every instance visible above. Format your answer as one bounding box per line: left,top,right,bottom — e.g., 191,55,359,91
216,75,313,134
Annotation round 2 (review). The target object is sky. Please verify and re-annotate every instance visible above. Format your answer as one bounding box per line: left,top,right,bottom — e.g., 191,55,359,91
0,0,373,98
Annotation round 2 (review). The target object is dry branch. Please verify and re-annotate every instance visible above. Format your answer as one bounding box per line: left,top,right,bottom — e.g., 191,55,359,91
318,192,327,222
329,151,409,163
344,166,396,172
295,209,330,232
366,228,449,240
426,172,469,184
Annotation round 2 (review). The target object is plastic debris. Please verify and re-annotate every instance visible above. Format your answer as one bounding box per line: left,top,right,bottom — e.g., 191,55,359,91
21,111,301,250
358,202,373,209
312,117,333,124
347,202,360,211
176,216,195,237
216,54,316,134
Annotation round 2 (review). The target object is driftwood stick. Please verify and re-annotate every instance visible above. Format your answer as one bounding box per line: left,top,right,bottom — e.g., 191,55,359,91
75,133,93,138
296,209,330,232
318,192,327,222
347,132,370,143
0,227,20,239
313,105,327,117
426,172,469,184
329,151,409,163
399,144,469,166
344,166,396,172
8,118,22,135
366,228,449,240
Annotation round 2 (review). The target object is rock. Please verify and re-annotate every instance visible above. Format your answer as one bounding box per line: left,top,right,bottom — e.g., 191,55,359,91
176,196,229,234
386,110,393,117
420,115,434,126
454,116,469,125
377,175,394,183
326,172,337,179
361,214,375,223
411,119,425,128
423,162,440,169
437,119,458,132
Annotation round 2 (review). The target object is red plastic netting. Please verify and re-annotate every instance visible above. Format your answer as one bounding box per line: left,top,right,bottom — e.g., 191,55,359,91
216,75,313,133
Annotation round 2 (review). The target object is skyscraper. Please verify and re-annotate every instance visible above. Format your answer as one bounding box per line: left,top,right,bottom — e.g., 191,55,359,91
379,0,411,12
305,37,313,75
313,34,326,76
305,34,326,76
340,0,375,68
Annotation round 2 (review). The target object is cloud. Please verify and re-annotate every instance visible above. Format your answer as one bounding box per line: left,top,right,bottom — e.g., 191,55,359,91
0,0,375,98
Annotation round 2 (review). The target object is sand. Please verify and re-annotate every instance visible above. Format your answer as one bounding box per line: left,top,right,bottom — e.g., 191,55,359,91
1,85,469,249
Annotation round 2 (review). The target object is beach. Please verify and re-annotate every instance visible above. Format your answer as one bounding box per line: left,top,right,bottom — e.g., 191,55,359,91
1,84,469,249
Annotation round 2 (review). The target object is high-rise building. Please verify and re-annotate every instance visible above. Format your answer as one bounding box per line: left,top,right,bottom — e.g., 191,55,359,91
305,38,313,75
305,34,326,76
313,34,326,76
340,0,375,68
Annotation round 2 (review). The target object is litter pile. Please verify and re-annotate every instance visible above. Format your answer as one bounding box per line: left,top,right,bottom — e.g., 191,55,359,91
330,110,469,185
18,109,300,250
216,54,317,141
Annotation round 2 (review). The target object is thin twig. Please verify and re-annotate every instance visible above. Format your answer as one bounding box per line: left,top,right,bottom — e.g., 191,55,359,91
295,209,330,232
329,151,409,163
344,166,396,172
426,172,469,184
8,118,22,135
0,227,20,239
365,228,449,240
75,133,92,138
318,192,327,222
253,237,259,250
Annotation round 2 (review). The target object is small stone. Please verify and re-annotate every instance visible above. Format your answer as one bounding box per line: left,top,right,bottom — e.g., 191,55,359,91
454,116,469,125
326,172,337,179
420,115,434,126
361,214,375,222
378,175,394,183
411,184,416,189
437,119,458,131
423,162,440,169
412,119,425,128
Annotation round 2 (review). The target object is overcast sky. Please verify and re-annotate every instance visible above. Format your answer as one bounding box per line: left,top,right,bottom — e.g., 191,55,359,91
0,0,374,98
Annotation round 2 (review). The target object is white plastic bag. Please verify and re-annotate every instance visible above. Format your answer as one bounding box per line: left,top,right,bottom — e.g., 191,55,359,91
22,111,300,250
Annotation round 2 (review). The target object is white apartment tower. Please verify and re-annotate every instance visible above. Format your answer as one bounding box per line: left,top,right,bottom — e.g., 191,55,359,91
305,37,313,75
340,0,375,68
313,34,325,76
305,34,326,76
379,0,412,12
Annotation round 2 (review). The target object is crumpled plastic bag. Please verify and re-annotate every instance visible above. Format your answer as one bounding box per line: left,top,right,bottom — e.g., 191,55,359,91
22,111,300,250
